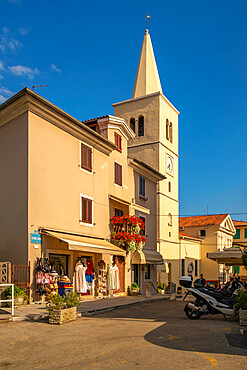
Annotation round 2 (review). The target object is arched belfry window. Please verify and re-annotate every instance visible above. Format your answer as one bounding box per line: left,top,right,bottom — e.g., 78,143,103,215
168,213,172,226
138,116,144,137
169,122,173,143
130,118,135,133
166,119,169,140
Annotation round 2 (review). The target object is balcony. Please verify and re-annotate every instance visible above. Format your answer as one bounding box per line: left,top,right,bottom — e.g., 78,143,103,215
110,215,146,253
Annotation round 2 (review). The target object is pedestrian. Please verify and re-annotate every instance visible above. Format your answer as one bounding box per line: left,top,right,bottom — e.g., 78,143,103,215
199,273,206,287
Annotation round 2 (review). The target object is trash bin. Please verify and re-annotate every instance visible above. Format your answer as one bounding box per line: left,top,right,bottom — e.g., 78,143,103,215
145,282,153,297
169,282,176,300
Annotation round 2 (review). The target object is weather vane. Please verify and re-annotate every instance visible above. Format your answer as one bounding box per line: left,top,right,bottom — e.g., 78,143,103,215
146,13,151,28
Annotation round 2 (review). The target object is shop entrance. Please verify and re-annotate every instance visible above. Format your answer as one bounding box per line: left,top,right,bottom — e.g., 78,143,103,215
49,254,68,276
131,264,139,286
114,256,125,293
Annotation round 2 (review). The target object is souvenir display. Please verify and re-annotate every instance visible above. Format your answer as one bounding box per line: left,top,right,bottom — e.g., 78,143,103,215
96,260,107,298
35,256,73,298
58,276,73,297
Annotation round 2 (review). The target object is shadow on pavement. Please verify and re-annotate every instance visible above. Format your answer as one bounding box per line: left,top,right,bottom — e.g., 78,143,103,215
93,299,247,356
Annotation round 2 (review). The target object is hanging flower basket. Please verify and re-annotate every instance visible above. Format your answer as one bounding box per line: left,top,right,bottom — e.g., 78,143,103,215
110,215,146,253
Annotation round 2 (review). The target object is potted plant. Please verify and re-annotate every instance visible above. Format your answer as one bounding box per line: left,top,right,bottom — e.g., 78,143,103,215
234,290,247,326
4,285,28,307
46,292,81,325
129,283,140,296
157,282,167,294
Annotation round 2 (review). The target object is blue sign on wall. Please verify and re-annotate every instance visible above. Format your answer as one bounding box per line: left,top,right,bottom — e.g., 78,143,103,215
31,231,42,244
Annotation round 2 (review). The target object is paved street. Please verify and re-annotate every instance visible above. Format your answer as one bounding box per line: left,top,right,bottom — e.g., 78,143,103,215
0,300,246,369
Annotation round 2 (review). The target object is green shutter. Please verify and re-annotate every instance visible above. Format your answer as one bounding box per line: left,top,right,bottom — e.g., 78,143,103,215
234,229,240,239
245,228,247,239
233,266,240,274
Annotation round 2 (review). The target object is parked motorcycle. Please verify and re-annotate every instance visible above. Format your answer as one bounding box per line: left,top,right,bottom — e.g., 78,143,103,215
180,276,244,320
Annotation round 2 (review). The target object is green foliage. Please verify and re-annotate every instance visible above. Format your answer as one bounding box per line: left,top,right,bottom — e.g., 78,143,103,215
4,284,27,298
234,290,247,310
46,292,81,312
157,282,167,291
131,282,140,290
242,248,247,270
64,292,81,308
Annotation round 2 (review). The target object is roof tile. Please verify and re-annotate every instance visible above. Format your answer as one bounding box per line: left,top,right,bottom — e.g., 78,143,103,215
179,214,228,227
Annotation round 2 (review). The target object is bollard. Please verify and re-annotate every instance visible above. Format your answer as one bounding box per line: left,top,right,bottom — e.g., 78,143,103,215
169,282,176,300
145,282,152,297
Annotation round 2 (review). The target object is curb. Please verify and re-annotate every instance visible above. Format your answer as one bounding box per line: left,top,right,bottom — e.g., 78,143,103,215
10,295,173,322
80,295,170,317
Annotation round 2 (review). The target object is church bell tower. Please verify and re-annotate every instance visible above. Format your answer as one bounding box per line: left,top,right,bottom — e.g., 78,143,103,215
113,28,180,284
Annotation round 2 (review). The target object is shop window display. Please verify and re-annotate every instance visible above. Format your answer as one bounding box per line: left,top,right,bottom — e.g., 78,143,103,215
35,256,72,301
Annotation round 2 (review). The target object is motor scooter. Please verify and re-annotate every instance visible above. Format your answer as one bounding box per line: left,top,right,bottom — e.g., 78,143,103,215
180,276,244,320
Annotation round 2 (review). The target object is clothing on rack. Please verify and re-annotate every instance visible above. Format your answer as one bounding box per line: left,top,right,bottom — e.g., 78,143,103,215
108,264,120,290
86,259,94,283
75,262,87,293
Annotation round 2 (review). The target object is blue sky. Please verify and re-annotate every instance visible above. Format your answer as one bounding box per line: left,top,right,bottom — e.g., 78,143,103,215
1,0,247,220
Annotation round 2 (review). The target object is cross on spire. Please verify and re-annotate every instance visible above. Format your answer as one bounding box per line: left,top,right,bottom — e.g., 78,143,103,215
146,13,151,29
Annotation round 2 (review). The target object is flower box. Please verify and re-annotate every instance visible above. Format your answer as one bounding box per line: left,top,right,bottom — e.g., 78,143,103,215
239,309,247,326
129,288,140,296
49,306,77,325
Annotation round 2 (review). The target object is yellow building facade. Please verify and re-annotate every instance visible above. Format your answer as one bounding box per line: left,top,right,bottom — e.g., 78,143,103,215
232,220,247,281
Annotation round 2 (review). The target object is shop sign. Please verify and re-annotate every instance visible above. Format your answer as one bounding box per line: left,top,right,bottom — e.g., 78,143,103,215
31,231,42,244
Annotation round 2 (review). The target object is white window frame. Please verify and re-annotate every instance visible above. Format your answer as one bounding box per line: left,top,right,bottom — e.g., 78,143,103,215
80,193,94,227
79,141,93,175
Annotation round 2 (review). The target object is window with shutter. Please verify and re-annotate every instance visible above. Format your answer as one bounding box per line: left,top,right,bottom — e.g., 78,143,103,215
245,228,247,239
140,216,145,236
81,197,93,224
139,176,145,197
138,116,144,136
114,162,122,186
81,143,92,172
234,229,240,239
114,132,122,153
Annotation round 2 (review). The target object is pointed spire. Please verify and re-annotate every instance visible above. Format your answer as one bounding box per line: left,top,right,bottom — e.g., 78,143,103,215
132,29,162,99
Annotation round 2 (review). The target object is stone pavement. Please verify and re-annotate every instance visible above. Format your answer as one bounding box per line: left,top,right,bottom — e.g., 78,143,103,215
0,294,170,322
0,300,246,369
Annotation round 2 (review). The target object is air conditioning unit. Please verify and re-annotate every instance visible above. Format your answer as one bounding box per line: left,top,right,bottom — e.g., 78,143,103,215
180,226,184,231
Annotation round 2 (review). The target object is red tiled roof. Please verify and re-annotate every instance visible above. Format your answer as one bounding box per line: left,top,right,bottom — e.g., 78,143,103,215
179,214,228,227
82,115,109,123
179,232,201,240
233,220,247,227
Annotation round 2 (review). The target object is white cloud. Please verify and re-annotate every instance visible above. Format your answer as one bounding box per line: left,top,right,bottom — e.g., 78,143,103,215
8,65,39,79
0,87,13,96
0,28,22,53
18,27,28,36
0,87,13,104
50,64,61,73
0,94,7,103
3,27,10,34
0,61,4,71
8,39,22,50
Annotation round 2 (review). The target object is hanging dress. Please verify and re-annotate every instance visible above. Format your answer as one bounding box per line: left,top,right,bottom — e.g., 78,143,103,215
108,265,120,290
75,263,87,293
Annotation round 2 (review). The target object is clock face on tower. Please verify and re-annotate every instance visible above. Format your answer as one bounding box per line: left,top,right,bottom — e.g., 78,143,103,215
166,154,174,175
